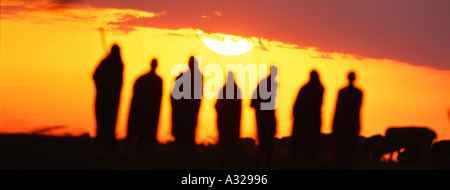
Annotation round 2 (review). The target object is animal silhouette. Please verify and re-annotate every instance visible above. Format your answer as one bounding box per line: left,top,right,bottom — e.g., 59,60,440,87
374,126,436,164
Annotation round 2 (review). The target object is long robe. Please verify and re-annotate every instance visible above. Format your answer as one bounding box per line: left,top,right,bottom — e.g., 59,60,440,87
93,52,123,149
171,59,203,147
127,70,162,145
291,79,324,159
251,75,277,151
332,85,363,162
215,81,242,151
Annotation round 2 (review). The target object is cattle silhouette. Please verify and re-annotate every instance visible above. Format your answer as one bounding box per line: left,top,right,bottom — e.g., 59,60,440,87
373,126,436,164
431,140,450,166
358,134,384,162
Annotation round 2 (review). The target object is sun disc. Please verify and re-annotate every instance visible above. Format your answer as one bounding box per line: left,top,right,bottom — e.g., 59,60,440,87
198,30,256,56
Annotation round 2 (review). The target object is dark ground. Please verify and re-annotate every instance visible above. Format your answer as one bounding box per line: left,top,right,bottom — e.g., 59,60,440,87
0,134,448,170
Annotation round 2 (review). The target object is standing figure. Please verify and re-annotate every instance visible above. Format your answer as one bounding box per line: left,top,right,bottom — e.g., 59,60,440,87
251,65,278,167
291,70,324,163
215,71,242,153
331,71,363,163
171,56,203,148
93,44,123,150
126,59,163,157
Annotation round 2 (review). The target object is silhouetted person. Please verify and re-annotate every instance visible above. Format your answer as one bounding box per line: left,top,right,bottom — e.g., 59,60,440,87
215,71,242,154
171,56,203,148
291,70,324,164
331,71,363,164
251,65,278,168
93,44,123,150
126,59,163,159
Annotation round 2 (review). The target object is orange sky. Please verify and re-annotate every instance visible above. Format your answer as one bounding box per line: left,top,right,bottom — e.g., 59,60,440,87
1,1,450,144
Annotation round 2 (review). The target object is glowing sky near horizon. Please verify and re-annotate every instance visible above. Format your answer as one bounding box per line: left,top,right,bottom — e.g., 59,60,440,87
1,0,449,144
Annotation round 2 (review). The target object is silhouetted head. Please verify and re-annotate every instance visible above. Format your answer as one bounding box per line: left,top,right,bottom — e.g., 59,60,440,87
310,70,319,82
108,44,121,61
110,44,120,56
151,59,158,70
348,71,356,85
226,71,235,85
188,56,198,70
270,65,278,77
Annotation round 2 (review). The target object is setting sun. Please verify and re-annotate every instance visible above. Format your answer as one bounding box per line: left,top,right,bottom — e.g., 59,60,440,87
197,30,257,56
1,0,450,171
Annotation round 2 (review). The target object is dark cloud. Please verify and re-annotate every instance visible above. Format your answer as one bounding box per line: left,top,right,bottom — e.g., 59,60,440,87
6,0,450,69
83,0,449,70
48,0,84,9
1,0,84,15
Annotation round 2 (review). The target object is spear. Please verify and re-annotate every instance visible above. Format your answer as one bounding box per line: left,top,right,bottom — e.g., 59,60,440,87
98,27,107,54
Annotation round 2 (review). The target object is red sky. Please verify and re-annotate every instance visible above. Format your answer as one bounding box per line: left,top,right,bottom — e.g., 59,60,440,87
16,0,448,70
1,0,449,143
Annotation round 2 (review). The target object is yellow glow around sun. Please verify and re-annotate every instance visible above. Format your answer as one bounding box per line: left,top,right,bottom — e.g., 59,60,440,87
197,30,258,56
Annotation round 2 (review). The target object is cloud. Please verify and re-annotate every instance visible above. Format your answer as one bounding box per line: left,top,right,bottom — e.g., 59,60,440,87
3,0,449,69
46,0,84,9
1,0,82,10
1,0,162,32
81,0,450,70
309,49,335,60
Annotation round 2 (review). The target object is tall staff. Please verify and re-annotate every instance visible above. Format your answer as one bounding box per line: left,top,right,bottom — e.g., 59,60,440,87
99,27,107,54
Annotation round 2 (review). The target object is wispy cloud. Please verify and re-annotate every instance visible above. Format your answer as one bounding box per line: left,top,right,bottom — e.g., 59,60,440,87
85,0,450,70
308,48,335,60
1,0,162,33
2,0,449,69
